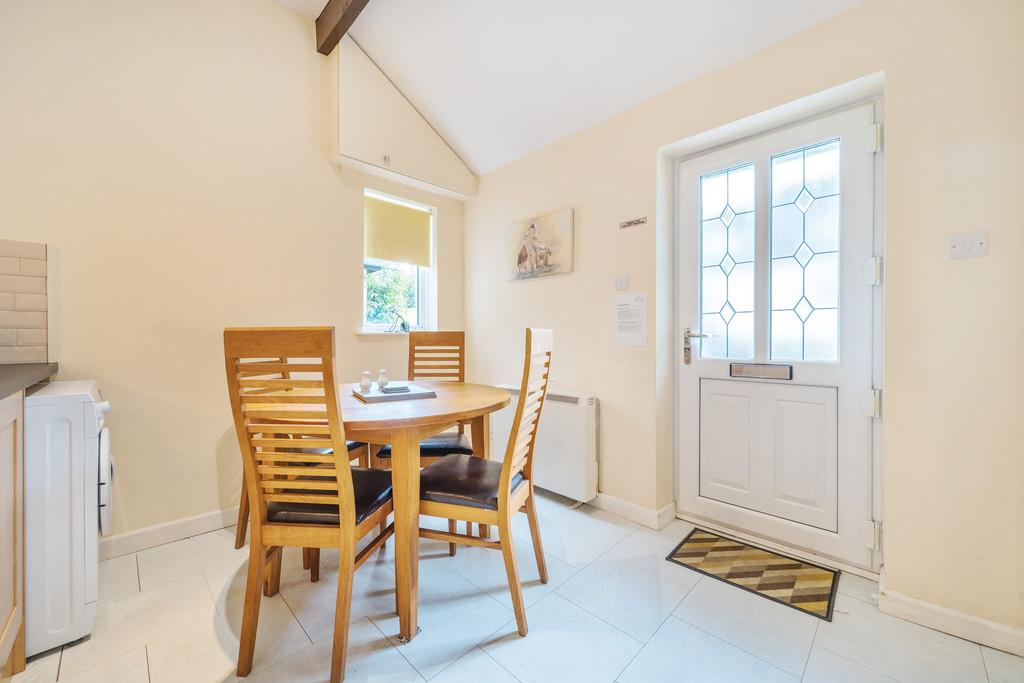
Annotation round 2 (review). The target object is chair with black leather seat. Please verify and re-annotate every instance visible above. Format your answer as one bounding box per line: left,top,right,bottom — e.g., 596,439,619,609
370,331,475,468
224,326,395,683
233,353,368,551
416,328,552,636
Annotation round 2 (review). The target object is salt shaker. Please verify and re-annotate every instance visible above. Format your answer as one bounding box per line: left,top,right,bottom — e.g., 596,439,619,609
359,371,373,393
377,369,390,389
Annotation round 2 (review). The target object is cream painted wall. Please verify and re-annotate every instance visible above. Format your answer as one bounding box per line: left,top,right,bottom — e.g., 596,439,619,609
0,0,465,535
465,0,1023,631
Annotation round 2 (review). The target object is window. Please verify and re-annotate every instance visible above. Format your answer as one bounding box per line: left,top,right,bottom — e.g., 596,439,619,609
770,140,840,361
362,190,436,332
700,163,755,359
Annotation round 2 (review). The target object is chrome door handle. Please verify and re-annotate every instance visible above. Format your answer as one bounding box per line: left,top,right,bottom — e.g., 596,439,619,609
682,325,709,365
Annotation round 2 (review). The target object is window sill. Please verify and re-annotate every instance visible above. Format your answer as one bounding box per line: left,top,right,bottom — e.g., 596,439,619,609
355,329,409,337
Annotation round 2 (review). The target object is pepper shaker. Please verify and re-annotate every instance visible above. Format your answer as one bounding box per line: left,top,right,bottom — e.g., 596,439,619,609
359,371,373,393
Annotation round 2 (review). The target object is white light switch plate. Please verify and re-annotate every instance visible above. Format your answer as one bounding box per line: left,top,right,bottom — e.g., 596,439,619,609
614,273,630,290
949,231,988,259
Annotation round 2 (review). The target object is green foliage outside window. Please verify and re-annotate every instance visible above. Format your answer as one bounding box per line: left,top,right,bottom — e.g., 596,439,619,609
364,261,418,327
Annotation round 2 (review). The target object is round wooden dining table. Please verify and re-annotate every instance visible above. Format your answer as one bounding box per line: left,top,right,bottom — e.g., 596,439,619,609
340,381,510,643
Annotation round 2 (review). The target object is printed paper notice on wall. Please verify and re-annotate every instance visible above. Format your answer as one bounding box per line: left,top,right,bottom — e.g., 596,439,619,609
614,293,647,348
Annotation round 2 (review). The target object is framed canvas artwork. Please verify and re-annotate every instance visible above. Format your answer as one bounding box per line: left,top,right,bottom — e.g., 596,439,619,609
506,207,574,280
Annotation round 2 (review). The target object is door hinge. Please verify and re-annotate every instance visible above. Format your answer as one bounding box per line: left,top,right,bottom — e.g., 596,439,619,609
863,520,882,551
863,256,882,286
863,123,882,153
862,389,881,419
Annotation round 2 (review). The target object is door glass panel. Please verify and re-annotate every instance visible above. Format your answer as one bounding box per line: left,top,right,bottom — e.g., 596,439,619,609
770,140,840,361
700,163,755,359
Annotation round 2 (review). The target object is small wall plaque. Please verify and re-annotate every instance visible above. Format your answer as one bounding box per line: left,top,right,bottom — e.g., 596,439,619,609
729,363,793,380
619,217,647,229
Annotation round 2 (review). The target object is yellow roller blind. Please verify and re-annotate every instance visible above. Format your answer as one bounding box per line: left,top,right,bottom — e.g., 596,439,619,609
364,195,432,268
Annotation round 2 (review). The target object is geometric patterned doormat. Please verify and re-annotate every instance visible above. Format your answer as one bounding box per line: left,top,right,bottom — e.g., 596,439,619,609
666,528,840,621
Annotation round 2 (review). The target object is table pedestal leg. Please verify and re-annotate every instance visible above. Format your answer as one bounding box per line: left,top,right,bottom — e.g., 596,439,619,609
471,414,491,538
390,429,420,642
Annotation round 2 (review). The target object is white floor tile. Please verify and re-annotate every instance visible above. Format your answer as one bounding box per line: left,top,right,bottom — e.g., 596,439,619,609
618,616,796,683
59,572,217,679
446,536,578,609
801,647,897,682
97,555,139,602
11,647,60,683
605,519,700,589
982,646,1024,683
556,557,693,641
236,617,422,683
279,554,398,644
59,647,148,683
204,545,314,617
514,504,635,568
369,569,513,679
835,573,878,606
432,647,518,683
673,576,817,676
137,528,248,590
814,594,988,683
482,593,642,683
146,594,310,682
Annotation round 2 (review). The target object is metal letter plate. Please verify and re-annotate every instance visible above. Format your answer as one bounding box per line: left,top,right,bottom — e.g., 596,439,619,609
729,363,793,380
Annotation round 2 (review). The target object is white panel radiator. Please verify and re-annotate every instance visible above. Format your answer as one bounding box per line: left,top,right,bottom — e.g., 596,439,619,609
489,384,598,503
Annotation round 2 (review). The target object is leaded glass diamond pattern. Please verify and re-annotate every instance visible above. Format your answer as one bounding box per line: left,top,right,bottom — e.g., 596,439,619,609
769,140,840,361
700,163,755,359
721,302,736,324
795,188,814,213
721,205,736,227
795,243,814,267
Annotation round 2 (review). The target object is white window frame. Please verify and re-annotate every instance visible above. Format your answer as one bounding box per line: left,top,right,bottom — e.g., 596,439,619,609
361,189,437,333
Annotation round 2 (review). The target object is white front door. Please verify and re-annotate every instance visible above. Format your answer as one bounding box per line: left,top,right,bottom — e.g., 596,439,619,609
676,102,881,570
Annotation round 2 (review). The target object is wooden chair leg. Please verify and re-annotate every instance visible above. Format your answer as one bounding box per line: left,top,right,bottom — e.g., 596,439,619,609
498,514,528,636
234,478,249,550
236,541,266,676
448,519,457,556
524,493,548,584
302,548,311,570
264,549,282,597
310,549,320,583
329,542,356,683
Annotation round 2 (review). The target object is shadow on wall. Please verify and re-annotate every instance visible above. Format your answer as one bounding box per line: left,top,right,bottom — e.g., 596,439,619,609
216,428,243,511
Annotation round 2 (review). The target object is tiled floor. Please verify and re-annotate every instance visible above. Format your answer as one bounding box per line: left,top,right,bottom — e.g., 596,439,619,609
15,492,1023,683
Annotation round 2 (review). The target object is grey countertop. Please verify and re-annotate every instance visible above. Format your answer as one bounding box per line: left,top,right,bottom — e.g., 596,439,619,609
0,362,58,398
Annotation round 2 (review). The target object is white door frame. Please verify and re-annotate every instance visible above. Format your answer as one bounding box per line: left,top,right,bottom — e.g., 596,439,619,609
668,83,885,573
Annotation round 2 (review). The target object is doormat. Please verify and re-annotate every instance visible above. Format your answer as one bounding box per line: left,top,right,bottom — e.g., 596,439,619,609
667,528,839,621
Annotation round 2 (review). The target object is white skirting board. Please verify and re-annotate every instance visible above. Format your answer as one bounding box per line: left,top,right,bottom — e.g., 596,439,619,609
98,506,239,561
588,493,675,530
878,571,1024,657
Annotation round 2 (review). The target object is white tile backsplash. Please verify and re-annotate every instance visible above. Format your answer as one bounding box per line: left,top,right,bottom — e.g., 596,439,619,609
0,239,46,362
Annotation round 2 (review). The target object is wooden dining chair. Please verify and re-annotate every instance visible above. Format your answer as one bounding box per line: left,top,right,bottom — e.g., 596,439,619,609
224,326,395,683
415,328,552,635
234,439,367,550
369,331,474,469
233,356,368,550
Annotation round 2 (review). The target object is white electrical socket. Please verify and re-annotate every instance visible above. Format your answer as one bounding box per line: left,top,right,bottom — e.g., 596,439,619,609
614,273,630,290
949,231,988,259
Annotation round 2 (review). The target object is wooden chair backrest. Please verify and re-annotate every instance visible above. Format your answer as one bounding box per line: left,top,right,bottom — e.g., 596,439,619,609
408,331,465,383
499,328,553,495
224,327,355,532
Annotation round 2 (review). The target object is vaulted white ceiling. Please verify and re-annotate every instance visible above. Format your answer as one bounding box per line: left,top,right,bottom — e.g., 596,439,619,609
278,0,861,174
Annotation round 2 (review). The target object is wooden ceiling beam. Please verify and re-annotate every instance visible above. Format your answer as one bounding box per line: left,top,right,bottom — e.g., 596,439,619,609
315,0,371,55
319,0,372,55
